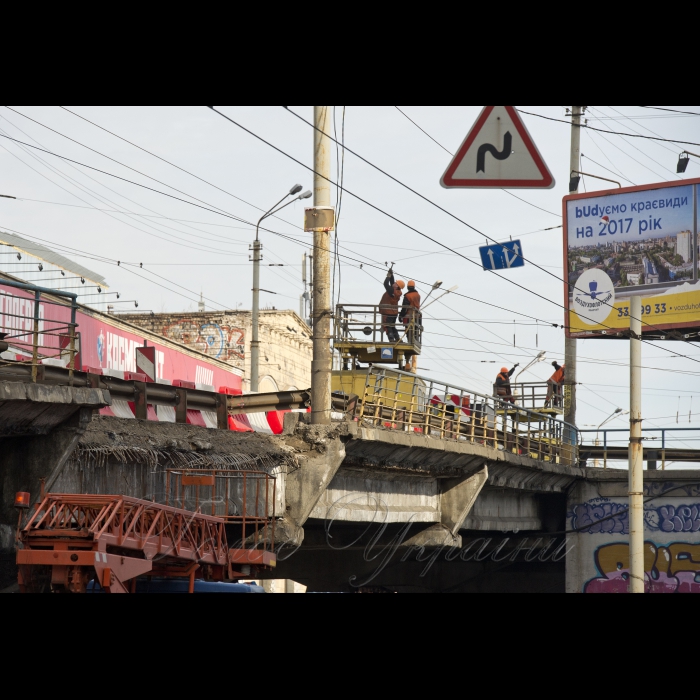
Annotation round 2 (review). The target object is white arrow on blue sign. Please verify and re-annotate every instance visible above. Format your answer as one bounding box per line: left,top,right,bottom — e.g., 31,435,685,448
479,240,525,271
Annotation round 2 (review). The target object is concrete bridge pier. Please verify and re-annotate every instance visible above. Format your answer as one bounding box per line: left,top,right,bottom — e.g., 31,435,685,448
402,468,488,548
0,382,110,588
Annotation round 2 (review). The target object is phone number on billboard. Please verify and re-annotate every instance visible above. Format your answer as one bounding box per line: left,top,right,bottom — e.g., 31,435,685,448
617,303,667,318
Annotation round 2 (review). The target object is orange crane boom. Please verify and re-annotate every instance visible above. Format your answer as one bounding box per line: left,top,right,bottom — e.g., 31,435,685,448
17,493,275,593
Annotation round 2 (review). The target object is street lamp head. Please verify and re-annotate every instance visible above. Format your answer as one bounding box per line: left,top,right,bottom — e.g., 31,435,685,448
446,285,458,292
614,407,623,413
289,184,303,195
677,153,690,173
299,190,312,199
432,280,443,290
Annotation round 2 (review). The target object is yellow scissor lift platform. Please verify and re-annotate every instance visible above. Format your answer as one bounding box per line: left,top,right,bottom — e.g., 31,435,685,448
334,304,421,368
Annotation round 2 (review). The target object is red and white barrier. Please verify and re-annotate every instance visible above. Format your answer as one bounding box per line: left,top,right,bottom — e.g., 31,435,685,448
85,366,158,420
155,378,175,422
196,381,218,429
219,386,253,432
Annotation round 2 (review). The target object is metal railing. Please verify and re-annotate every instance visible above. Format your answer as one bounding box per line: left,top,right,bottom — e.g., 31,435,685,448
0,280,79,383
334,303,422,348
580,427,700,469
345,366,579,466
492,380,564,411
165,469,276,552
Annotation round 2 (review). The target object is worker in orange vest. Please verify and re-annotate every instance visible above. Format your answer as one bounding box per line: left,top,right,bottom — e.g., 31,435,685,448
379,268,405,342
401,281,421,371
494,364,519,403
545,361,565,408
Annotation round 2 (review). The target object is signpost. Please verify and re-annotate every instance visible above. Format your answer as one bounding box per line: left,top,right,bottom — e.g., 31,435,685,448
479,240,525,271
441,106,555,189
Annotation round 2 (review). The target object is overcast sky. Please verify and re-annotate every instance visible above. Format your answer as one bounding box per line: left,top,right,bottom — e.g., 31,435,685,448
1,105,699,461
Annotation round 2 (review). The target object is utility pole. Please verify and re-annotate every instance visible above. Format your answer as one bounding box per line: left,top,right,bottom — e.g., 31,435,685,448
250,237,262,392
628,295,644,592
300,252,307,320
308,250,313,326
564,106,583,433
311,106,332,425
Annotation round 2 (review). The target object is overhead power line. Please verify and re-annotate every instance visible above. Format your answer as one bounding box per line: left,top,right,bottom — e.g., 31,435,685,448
517,109,700,148
638,106,700,117
225,106,700,364
6,106,697,371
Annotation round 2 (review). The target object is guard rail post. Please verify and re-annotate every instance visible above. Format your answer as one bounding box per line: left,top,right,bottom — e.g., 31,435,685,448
662,429,666,471
31,290,40,383
68,300,77,384
604,430,608,469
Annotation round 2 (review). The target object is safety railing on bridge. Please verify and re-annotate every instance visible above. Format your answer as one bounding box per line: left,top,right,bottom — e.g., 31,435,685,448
499,381,564,412
337,366,579,466
580,427,700,469
334,304,422,349
165,469,276,552
0,279,79,383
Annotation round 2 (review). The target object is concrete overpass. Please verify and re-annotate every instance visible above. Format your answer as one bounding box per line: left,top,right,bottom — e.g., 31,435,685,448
2,373,700,592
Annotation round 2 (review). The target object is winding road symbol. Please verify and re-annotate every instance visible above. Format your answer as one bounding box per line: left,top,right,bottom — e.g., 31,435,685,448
476,131,512,173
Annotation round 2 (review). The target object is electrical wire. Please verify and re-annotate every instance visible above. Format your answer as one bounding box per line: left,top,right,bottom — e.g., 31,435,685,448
638,106,700,117
282,106,692,347
584,107,674,181
57,105,304,232
0,109,577,337
583,129,636,185
7,106,699,385
518,109,700,148
0,116,254,255
213,106,700,367
580,153,635,185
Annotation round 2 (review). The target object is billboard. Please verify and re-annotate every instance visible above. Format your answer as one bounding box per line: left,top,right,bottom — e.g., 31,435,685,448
0,280,243,391
564,178,700,338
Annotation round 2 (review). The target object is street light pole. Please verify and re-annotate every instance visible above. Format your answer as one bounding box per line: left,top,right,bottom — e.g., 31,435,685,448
250,185,310,392
594,408,628,468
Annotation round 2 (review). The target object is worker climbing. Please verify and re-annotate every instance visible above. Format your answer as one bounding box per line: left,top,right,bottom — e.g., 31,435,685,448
494,364,519,403
401,280,421,372
545,361,565,408
379,267,405,342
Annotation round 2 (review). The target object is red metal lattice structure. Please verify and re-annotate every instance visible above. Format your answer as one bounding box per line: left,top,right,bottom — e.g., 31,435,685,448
17,492,275,593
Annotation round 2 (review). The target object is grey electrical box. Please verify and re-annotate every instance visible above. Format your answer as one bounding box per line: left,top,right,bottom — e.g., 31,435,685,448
304,206,335,232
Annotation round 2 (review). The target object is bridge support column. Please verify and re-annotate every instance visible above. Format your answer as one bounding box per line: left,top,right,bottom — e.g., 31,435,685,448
0,406,97,589
403,466,488,548
274,422,348,546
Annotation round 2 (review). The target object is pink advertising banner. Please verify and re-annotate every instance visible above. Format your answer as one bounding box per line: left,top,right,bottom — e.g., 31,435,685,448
0,282,242,392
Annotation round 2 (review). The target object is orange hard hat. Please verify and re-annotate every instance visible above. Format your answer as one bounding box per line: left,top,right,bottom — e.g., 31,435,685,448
396,280,405,288
500,367,508,372
408,280,415,287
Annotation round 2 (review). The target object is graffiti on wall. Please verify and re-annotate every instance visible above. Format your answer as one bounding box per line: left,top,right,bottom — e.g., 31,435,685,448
584,541,700,593
570,500,700,534
162,320,245,364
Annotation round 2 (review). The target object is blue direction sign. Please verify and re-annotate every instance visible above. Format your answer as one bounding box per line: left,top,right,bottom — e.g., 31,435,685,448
479,240,524,271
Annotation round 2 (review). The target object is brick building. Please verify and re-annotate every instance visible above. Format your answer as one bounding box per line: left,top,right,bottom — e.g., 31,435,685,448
118,309,312,391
